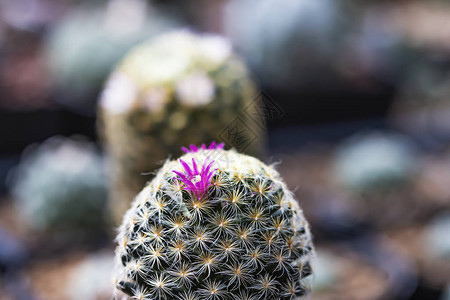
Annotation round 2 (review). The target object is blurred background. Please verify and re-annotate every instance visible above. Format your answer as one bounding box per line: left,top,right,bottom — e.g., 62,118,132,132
1,0,450,299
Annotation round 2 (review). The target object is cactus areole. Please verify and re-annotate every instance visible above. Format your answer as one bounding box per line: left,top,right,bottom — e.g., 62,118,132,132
114,144,314,299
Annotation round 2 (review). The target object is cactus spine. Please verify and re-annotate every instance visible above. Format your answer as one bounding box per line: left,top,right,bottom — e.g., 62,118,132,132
114,144,314,299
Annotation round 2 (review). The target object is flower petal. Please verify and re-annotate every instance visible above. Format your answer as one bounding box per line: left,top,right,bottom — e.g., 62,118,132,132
192,158,199,175
179,159,193,177
181,146,190,153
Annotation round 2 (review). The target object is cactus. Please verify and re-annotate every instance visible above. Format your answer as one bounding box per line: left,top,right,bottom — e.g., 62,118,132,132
99,31,264,223
45,0,178,113
333,131,420,227
334,131,416,192
8,136,109,232
113,144,314,299
224,0,354,92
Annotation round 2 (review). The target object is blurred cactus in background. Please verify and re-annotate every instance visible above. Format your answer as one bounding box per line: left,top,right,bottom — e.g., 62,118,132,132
334,132,415,192
8,136,109,233
114,146,313,299
333,131,420,227
224,0,355,93
310,248,393,299
45,0,178,114
99,30,264,223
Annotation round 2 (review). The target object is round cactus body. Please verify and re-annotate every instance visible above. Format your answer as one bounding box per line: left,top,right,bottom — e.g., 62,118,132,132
113,146,314,299
334,131,416,192
46,0,178,113
224,0,349,92
99,31,265,223
9,136,108,232
332,131,421,227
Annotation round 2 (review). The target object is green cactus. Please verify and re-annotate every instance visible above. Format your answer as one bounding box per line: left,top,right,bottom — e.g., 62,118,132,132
113,145,314,299
8,136,109,232
224,0,355,92
99,31,265,223
333,131,419,227
334,131,415,192
45,0,178,113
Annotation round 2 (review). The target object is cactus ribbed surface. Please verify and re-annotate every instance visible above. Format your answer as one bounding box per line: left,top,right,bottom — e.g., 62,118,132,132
99,31,264,223
114,145,314,299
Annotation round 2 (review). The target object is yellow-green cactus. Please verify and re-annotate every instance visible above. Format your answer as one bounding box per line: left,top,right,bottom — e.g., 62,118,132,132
113,145,314,299
99,31,265,223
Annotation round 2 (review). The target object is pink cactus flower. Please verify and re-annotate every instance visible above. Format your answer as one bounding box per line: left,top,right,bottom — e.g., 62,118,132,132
181,141,224,153
173,157,217,199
